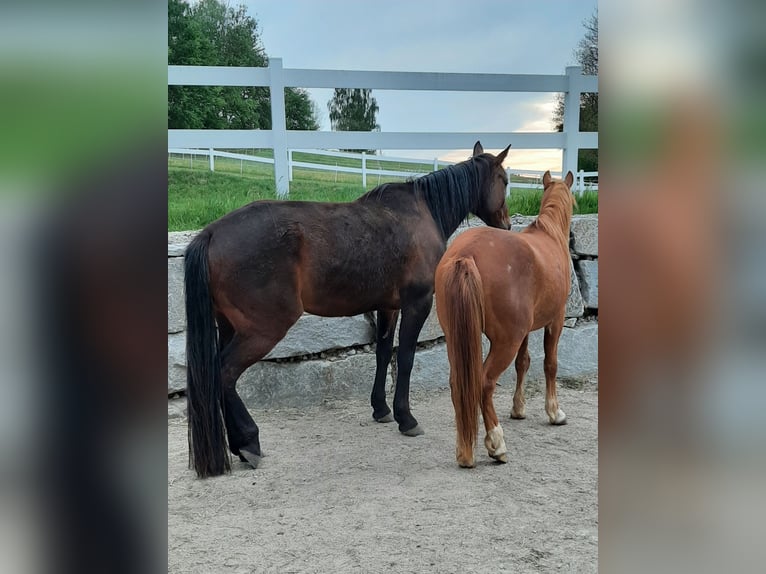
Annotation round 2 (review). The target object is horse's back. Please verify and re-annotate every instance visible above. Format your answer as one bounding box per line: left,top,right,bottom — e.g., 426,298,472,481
203,198,442,317
442,225,568,333
447,226,536,276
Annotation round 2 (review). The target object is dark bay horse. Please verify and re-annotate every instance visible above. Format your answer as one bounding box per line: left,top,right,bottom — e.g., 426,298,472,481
435,170,575,467
185,141,511,477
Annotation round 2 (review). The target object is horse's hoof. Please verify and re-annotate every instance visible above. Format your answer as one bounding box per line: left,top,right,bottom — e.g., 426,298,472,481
239,448,262,469
401,424,425,437
550,408,567,425
510,411,526,420
490,452,508,464
375,413,394,423
457,459,475,468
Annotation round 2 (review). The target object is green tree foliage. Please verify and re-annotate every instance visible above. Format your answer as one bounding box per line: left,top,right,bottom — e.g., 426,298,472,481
168,0,318,131
327,88,380,153
553,10,598,171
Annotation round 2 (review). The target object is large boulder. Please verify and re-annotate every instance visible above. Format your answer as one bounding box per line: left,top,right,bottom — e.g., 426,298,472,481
570,215,598,257
576,259,598,309
265,314,375,360
168,257,185,333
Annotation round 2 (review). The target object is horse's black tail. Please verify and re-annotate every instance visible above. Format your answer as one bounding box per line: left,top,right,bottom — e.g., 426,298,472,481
184,231,230,478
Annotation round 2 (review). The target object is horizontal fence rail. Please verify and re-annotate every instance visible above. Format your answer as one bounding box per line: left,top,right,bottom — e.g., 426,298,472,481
168,59,598,196
168,66,598,93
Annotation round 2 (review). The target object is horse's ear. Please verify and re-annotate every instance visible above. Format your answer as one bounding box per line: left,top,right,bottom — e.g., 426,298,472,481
542,170,552,188
565,171,574,188
495,144,511,165
472,141,484,156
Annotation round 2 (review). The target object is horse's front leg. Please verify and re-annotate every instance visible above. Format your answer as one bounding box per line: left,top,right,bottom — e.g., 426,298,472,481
371,309,399,423
510,335,530,419
392,294,432,436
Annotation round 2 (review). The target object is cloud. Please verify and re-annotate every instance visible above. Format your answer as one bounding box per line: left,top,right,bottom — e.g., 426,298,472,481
516,96,560,132
433,148,562,173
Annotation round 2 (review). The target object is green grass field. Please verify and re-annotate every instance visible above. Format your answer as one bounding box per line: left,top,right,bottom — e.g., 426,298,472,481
168,152,598,231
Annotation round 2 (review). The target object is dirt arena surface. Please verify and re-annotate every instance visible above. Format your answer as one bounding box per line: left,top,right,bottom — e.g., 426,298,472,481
168,380,597,573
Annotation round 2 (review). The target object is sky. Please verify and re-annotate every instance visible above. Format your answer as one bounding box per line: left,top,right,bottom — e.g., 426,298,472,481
239,0,597,171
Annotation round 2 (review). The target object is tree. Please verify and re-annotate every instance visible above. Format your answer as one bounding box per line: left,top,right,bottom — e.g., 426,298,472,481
327,88,380,153
552,10,598,172
168,0,319,132
168,0,224,129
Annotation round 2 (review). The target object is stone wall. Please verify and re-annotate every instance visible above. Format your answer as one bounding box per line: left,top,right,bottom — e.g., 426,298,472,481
168,215,598,408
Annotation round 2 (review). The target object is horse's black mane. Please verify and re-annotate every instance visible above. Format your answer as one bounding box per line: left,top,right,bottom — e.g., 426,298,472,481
358,156,489,240
414,158,485,239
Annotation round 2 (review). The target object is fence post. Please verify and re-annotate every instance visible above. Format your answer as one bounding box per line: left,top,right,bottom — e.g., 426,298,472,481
209,148,214,172
433,158,438,172
361,152,367,188
578,169,584,195
562,66,581,181
505,168,511,198
269,58,290,197
288,149,293,182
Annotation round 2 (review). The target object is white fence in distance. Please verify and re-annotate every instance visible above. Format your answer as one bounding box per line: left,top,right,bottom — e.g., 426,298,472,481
168,60,598,197
168,147,598,194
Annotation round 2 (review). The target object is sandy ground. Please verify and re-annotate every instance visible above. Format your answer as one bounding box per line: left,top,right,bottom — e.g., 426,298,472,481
168,380,597,573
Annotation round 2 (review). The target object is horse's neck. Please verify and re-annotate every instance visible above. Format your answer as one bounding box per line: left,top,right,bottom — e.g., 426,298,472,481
416,161,480,241
442,208,473,240
535,201,572,247
422,194,476,242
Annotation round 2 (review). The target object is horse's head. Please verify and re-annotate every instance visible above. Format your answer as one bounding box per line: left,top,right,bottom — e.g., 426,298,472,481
542,170,577,210
472,141,511,230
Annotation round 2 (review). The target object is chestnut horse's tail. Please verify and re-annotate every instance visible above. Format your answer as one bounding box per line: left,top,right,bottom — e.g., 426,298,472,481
184,232,230,478
440,257,485,463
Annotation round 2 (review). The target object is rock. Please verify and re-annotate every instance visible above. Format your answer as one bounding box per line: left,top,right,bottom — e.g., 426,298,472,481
167,231,198,246
168,333,187,394
265,314,375,360
520,322,599,382
566,258,584,318
168,243,187,257
238,352,378,409
169,323,597,409
409,344,451,391
570,216,598,256
168,397,187,419
576,259,598,309
168,257,185,333
409,322,598,392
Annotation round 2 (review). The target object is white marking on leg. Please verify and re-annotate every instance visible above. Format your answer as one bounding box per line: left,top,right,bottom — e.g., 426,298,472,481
553,408,567,425
484,425,507,458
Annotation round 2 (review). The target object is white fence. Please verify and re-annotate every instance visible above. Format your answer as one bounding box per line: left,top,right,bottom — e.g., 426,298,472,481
168,59,598,197
168,147,598,194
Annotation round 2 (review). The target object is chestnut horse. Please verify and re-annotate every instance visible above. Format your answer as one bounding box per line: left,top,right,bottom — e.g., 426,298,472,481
435,170,575,467
185,142,511,477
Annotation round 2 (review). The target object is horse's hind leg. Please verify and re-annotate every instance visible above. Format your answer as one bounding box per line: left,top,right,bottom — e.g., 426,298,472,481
215,313,253,461
543,322,567,425
219,321,296,468
510,335,530,419
371,309,399,423
481,339,521,463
